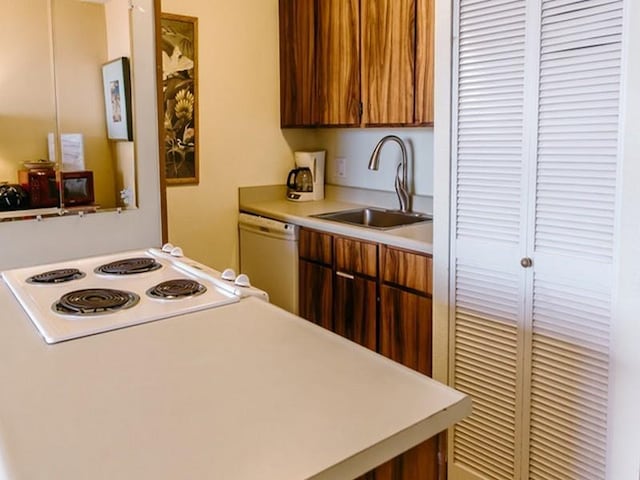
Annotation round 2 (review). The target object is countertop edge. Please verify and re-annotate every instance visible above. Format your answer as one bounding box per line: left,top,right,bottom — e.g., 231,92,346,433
239,201,433,254
311,395,472,480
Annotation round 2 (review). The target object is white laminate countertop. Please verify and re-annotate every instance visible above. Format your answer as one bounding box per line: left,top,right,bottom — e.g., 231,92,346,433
239,196,434,254
0,286,470,479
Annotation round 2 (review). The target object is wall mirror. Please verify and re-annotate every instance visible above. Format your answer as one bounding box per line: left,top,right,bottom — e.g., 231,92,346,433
0,0,137,220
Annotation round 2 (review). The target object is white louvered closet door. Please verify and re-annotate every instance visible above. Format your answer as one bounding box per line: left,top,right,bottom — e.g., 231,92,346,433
449,1,623,479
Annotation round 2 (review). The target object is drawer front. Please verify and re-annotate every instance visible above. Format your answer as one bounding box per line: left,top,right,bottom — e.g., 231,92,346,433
299,228,333,265
335,236,377,277
381,246,432,295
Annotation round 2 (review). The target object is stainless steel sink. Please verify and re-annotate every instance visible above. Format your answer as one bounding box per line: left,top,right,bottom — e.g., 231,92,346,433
312,208,432,230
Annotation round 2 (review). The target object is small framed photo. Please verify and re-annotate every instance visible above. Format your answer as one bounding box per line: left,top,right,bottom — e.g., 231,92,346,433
102,57,133,141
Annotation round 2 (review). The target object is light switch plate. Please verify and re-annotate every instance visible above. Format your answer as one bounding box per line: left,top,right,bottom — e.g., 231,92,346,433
336,157,347,178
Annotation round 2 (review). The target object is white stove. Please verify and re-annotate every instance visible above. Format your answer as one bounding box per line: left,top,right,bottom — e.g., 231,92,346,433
1,246,268,344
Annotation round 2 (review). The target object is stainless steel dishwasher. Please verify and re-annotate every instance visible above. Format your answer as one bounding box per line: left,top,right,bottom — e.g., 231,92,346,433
238,213,299,314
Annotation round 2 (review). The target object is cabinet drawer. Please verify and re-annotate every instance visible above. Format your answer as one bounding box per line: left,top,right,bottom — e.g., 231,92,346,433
299,228,333,265
380,246,432,295
335,236,377,277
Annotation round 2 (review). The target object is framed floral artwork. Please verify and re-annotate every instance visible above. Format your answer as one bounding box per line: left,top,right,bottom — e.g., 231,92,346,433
102,57,133,141
160,13,198,185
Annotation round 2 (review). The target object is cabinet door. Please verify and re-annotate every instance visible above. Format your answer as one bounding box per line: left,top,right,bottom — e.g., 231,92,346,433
379,284,431,376
333,272,376,351
414,0,434,124
298,259,332,330
278,0,316,127
361,0,415,125
316,0,360,126
377,284,437,479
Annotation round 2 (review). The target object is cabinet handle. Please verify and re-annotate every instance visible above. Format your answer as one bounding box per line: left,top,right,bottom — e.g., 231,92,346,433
520,257,533,268
336,271,355,280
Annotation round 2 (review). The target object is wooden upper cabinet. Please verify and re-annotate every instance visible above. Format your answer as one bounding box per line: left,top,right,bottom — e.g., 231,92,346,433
278,0,433,127
316,0,361,126
278,0,316,127
415,0,434,124
361,0,415,125
361,0,434,125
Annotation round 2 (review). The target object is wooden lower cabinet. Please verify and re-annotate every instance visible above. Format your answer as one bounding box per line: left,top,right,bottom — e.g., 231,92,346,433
333,272,377,351
372,284,438,480
379,285,432,376
298,229,439,479
298,259,333,330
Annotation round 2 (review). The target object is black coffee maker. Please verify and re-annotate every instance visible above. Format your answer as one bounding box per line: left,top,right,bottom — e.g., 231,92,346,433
286,167,314,201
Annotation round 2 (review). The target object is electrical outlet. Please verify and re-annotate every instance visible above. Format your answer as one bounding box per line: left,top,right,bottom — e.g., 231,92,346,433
336,157,347,178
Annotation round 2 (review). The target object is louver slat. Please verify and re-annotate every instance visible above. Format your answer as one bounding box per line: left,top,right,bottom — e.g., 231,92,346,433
529,273,612,479
534,0,622,262
452,262,520,480
455,0,525,246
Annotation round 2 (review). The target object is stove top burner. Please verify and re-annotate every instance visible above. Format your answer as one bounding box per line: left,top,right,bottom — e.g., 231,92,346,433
95,257,161,276
27,268,85,284
147,279,207,299
53,288,140,315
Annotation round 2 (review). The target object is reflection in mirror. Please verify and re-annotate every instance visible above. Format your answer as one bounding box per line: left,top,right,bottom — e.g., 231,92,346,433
0,0,58,211
0,0,137,219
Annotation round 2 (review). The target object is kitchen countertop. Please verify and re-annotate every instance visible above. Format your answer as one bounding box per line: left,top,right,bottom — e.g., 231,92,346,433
0,286,469,479
239,185,434,254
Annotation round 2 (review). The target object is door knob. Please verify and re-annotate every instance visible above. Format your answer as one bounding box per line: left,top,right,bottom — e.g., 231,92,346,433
520,257,533,268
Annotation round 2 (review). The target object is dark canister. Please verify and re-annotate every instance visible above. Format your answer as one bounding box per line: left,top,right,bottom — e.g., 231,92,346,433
0,183,29,211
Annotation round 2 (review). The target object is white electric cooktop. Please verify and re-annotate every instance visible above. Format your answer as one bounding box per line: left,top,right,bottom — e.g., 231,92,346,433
1,248,264,344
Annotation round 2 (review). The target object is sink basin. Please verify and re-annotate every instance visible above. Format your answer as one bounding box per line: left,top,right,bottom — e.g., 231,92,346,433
312,208,432,230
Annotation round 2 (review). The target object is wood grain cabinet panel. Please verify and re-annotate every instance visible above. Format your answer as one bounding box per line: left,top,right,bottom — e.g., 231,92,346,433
335,236,377,277
299,228,333,265
278,0,316,127
415,0,434,124
379,284,432,376
316,0,361,126
361,0,415,125
375,284,437,480
380,246,432,294
278,0,433,126
298,259,333,330
333,273,377,351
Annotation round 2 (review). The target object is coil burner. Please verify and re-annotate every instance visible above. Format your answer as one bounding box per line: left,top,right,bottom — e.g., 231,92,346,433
95,257,161,275
26,268,85,284
53,288,140,315
147,279,207,299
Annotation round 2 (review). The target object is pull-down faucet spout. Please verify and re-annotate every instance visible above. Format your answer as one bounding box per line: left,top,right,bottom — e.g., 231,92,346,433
368,135,410,213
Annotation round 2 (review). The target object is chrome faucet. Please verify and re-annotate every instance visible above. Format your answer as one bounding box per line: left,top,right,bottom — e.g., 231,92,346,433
368,135,410,212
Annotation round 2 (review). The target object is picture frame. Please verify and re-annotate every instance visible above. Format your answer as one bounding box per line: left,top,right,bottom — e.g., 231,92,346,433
101,57,133,141
160,13,199,185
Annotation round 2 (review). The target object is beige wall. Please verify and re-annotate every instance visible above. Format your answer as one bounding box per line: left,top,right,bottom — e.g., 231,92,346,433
0,0,56,181
162,0,315,270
